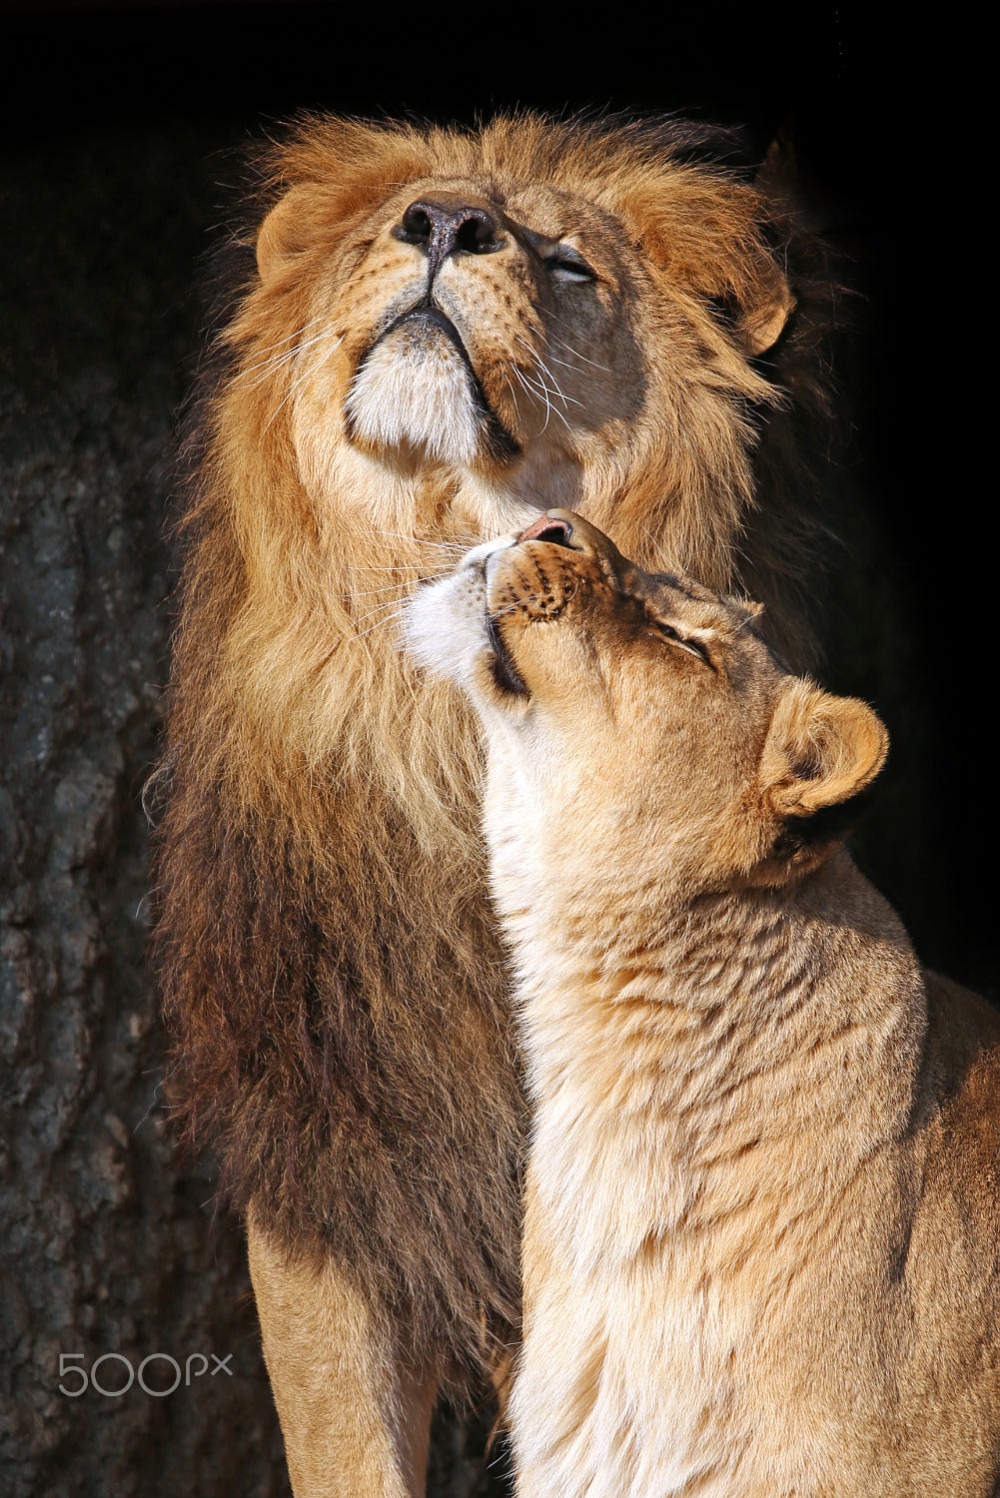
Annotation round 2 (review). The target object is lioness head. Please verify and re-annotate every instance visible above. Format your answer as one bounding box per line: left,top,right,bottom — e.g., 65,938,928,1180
407,508,887,894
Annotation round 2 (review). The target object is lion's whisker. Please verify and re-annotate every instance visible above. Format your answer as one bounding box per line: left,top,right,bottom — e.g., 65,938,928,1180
246,310,333,357
261,337,344,433
540,371,580,424
498,369,521,422
512,363,556,434
541,349,583,376
236,318,336,383
515,336,583,412
512,362,552,433
540,362,583,409
245,328,338,386
513,344,577,432
548,330,613,375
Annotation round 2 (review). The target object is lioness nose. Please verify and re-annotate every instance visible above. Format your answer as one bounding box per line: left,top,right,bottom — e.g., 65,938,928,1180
518,513,576,548
396,198,502,262
518,509,623,568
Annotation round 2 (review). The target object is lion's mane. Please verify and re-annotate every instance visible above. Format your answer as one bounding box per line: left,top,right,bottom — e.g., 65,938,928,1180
154,113,835,1384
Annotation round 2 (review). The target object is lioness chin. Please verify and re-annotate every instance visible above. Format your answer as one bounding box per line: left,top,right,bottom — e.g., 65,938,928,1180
156,113,835,1495
407,509,1000,1498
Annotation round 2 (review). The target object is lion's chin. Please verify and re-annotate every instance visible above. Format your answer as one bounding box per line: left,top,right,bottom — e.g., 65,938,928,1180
346,321,483,468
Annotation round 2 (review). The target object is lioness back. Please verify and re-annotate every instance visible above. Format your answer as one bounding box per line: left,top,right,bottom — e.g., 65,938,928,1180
408,508,1000,1496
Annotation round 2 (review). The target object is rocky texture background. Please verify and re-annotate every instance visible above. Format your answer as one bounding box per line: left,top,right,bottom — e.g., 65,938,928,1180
0,125,292,1498
0,12,993,1493
0,120,524,1498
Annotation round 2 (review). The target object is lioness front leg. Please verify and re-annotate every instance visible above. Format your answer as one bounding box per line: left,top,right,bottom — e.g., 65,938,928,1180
247,1207,438,1497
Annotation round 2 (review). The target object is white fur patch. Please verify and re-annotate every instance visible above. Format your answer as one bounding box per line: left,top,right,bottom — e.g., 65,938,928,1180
346,321,481,466
402,536,513,687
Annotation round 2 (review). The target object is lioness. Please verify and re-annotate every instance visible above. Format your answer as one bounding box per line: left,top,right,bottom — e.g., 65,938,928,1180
407,509,1000,1498
155,113,834,1494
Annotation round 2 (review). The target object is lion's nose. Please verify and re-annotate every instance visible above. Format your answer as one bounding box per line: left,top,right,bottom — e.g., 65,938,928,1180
395,198,503,264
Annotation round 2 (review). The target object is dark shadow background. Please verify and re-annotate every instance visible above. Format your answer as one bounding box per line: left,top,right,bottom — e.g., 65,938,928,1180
1,4,993,1495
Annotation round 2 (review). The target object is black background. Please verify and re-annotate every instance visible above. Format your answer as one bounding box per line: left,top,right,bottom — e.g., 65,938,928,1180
3,2,993,974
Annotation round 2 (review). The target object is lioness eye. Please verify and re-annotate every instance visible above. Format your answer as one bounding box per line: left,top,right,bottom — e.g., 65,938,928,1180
547,246,596,283
648,620,713,666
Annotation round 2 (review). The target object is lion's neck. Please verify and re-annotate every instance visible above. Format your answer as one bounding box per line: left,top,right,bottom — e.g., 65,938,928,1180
507,847,926,1272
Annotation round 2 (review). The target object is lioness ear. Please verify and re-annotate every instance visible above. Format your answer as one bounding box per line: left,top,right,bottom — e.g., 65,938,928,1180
256,188,312,284
761,680,888,820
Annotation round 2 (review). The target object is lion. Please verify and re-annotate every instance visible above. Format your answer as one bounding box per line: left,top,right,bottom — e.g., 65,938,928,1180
154,113,835,1495
406,507,1000,1498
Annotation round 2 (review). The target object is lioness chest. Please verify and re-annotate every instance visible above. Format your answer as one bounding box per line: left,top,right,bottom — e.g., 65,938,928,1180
517,1187,742,1497
515,1102,848,1498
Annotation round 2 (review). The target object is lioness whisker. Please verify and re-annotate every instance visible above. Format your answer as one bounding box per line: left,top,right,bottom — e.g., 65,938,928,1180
351,608,409,641
343,575,447,599
352,564,454,576
365,528,474,553
488,597,543,621
350,596,419,628
641,525,675,573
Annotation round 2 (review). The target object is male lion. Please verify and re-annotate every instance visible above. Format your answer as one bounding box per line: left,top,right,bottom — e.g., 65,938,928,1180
409,508,1000,1497
155,114,833,1496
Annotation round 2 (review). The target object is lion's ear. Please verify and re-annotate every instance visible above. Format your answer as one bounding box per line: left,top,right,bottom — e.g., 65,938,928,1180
735,255,796,356
256,187,312,284
761,680,888,821
629,171,797,356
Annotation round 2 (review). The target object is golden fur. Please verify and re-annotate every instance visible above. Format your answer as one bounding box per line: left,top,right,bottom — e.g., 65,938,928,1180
154,113,835,1492
407,509,1000,1497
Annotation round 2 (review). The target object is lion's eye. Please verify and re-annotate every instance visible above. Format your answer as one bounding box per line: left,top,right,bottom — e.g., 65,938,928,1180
547,246,596,283
647,620,713,667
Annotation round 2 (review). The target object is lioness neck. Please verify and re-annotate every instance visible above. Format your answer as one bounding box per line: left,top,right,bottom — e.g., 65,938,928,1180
499,841,926,1269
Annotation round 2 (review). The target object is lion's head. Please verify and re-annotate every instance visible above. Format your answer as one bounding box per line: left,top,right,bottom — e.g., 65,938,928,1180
210,114,824,664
